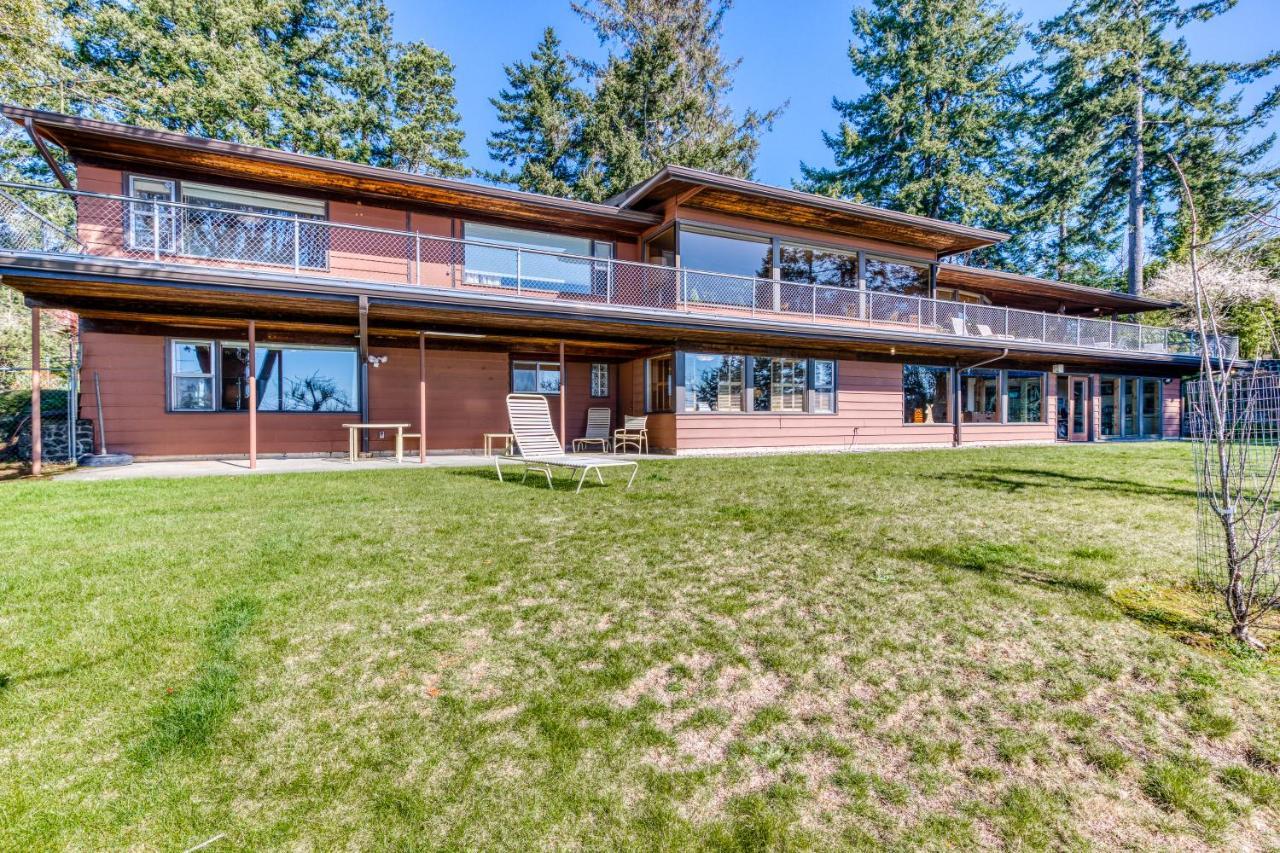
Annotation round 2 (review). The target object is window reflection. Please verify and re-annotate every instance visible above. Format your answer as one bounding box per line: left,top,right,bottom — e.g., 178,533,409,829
683,354,745,412
865,257,929,296
753,357,807,412
778,244,858,289
960,369,1001,423
679,229,772,279
221,345,357,412
1006,371,1044,423
903,365,950,424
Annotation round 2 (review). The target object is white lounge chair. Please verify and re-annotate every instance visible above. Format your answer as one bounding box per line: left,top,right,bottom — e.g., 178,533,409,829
572,407,612,453
496,394,639,493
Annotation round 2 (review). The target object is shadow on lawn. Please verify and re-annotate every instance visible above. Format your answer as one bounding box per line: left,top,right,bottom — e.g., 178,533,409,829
901,541,1109,598
931,467,1196,501
447,464,622,491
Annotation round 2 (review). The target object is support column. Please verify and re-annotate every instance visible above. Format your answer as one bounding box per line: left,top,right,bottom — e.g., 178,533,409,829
418,333,427,464
248,320,257,469
559,340,567,451
30,307,41,476
358,296,369,453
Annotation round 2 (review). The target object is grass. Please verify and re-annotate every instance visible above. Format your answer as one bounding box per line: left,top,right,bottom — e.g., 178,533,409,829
1,443,1279,849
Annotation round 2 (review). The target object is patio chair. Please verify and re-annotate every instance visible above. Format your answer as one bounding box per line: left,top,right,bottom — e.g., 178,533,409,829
496,394,639,493
572,407,612,453
614,415,649,454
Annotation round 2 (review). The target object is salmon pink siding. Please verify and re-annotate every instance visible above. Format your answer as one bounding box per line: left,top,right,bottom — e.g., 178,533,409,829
673,360,1056,452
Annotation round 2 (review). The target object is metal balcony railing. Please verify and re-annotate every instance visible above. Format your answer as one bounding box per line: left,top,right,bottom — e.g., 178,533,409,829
0,182,1238,359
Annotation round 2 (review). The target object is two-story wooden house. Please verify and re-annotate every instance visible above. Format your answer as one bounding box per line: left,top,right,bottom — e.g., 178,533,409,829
0,106,1225,461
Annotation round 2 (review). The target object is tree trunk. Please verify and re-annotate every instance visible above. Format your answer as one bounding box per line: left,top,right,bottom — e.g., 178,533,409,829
1127,76,1145,295
1056,212,1068,280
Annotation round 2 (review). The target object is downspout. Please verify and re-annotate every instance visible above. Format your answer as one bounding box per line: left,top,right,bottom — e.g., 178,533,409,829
954,348,1009,447
24,119,71,189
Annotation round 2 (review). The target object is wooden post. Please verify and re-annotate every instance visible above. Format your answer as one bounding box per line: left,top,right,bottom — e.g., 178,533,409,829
358,295,369,453
248,320,257,469
418,333,427,463
30,307,41,476
559,340,567,451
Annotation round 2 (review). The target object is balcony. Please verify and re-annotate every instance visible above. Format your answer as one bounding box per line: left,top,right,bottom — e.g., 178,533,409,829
0,182,1236,359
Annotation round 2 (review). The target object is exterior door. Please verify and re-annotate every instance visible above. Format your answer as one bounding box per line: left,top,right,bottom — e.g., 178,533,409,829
1069,376,1090,441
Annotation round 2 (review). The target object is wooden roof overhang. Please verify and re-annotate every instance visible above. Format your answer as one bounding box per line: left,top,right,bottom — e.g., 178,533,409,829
0,254,1195,376
607,165,1009,256
935,265,1174,316
2,106,660,239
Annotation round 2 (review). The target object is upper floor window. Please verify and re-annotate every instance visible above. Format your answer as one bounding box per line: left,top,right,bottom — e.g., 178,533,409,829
463,222,612,296
935,287,991,305
678,227,772,280
778,243,858,290
128,176,326,268
865,256,930,297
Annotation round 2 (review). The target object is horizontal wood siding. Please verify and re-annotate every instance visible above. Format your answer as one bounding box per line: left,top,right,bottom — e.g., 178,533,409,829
673,359,1056,451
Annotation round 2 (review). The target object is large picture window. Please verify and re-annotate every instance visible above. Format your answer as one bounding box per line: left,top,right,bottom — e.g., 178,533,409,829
683,353,745,412
865,256,930,297
220,345,357,412
169,340,356,413
753,357,807,412
513,360,562,395
465,222,612,296
130,176,326,267
778,243,858,289
903,364,951,424
1006,371,1045,423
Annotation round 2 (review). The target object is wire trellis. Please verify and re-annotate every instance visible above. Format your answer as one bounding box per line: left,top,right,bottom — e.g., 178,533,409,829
1187,370,1280,633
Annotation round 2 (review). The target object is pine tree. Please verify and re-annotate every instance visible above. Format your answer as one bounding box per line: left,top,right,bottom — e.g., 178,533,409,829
799,0,1029,242
570,0,783,202
485,28,586,196
1034,0,1280,294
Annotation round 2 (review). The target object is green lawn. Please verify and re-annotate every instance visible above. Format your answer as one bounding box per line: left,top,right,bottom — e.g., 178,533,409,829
2,444,1279,850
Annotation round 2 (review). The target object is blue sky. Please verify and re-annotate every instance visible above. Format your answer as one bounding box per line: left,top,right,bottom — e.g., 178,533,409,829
385,0,1280,189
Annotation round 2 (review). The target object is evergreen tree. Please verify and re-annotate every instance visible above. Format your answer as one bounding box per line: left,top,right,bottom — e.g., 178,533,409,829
1034,0,1280,293
800,0,1030,244
570,0,783,202
486,28,586,196
64,0,468,174
388,43,469,177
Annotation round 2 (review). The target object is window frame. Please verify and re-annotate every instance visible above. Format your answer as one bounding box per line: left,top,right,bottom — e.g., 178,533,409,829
1004,370,1047,424
512,360,563,396
169,338,216,411
672,351,838,416
902,363,954,425
589,363,610,398
646,354,675,414
165,338,359,414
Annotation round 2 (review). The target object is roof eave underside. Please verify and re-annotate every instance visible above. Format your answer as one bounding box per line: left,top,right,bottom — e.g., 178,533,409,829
3,105,660,236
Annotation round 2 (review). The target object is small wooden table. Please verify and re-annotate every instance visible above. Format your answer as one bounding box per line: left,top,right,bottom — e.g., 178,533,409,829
343,423,411,463
483,432,516,457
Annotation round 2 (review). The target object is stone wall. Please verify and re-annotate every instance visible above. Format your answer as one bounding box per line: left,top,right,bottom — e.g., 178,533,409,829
17,417,95,462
